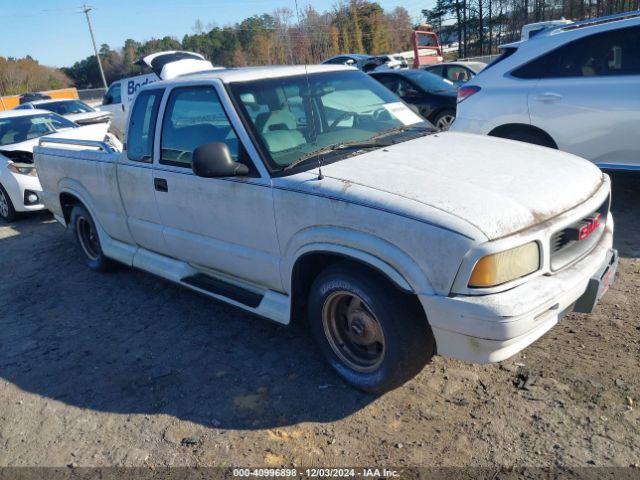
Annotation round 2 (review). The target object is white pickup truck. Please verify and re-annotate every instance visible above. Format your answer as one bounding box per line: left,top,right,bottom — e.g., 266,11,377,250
34,64,617,392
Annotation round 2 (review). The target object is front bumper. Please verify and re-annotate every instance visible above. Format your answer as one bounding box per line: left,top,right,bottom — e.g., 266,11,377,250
3,172,45,213
420,216,616,363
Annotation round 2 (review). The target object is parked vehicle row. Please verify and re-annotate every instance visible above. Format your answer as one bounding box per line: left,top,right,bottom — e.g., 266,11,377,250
321,53,408,72
423,61,486,85
15,99,111,126
451,11,640,171
33,60,617,393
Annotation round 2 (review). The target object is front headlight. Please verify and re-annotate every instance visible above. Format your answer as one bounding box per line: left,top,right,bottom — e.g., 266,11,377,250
469,242,540,288
8,163,37,177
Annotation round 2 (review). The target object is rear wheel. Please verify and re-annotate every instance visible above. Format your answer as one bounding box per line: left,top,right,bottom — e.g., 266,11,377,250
308,263,435,393
69,205,113,272
0,183,17,222
433,109,456,131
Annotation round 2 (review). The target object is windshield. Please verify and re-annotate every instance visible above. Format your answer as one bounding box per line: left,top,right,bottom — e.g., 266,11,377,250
230,70,428,171
0,113,76,147
402,71,457,92
40,100,94,115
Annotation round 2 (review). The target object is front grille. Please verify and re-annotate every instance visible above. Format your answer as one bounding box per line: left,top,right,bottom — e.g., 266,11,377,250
550,196,609,271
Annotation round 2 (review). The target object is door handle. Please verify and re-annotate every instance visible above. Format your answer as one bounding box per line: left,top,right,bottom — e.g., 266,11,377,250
154,177,168,192
535,92,563,103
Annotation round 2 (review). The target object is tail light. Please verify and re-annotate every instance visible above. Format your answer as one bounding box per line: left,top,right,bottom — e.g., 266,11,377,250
457,86,481,103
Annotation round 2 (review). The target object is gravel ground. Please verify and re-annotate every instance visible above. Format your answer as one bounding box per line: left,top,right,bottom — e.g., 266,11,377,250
0,173,638,470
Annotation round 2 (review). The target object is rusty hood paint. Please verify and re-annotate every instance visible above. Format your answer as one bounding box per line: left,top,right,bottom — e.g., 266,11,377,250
317,131,604,240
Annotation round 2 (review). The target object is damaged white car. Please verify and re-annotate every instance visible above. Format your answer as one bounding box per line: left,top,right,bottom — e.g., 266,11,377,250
34,65,617,392
0,109,120,222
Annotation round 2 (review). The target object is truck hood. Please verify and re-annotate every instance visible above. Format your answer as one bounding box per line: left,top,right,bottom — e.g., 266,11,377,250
317,132,604,240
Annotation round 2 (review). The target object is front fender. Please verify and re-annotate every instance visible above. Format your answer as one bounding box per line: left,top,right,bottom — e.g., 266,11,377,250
281,226,436,295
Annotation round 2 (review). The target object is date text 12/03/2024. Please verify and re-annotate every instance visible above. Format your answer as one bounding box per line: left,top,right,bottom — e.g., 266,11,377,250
232,468,400,477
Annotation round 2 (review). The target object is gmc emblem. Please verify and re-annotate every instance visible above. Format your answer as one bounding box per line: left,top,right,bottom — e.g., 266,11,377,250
568,213,602,241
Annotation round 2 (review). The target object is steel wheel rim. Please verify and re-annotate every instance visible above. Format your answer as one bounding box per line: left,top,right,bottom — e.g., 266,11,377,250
322,291,385,373
436,114,455,131
0,189,8,218
76,216,100,261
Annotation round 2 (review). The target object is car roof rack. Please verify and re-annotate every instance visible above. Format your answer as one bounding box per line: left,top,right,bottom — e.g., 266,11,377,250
560,9,640,31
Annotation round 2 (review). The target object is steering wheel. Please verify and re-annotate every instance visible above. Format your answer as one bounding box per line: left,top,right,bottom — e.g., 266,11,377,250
328,111,357,131
176,150,192,163
372,107,391,122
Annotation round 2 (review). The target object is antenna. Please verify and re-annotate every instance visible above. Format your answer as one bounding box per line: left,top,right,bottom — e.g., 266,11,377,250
293,0,323,180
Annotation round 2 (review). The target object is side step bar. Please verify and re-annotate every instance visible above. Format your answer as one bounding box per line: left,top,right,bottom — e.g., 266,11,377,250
182,273,263,308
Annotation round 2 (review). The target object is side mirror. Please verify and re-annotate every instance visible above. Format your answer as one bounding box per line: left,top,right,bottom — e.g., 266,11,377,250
103,94,113,105
192,142,249,178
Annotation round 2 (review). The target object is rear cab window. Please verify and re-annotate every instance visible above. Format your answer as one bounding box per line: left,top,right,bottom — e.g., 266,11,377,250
127,89,164,162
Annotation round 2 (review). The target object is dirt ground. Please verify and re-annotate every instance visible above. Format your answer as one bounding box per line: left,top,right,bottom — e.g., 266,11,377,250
0,173,638,471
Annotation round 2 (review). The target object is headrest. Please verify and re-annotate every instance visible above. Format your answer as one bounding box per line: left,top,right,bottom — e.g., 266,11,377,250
255,88,287,109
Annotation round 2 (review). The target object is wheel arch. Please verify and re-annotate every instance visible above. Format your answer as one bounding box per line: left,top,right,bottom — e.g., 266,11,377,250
59,191,83,225
289,249,422,326
488,123,558,149
284,226,437,325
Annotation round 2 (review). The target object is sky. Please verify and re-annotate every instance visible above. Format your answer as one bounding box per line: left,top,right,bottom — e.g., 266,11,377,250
0,0,431,67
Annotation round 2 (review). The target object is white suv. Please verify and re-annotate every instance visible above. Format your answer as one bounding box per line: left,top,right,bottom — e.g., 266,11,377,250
451,12,640,171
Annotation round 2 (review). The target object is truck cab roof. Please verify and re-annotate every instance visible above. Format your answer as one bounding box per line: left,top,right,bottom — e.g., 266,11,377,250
151,64,355,87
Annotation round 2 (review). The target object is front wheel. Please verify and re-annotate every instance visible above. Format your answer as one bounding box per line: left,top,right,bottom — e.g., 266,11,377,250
0,183,17,222
69,205,113,272
308,263,435,393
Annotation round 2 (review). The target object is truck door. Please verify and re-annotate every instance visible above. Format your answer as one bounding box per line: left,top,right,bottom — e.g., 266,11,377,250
526,25,640,167
151,83,282,290
116,87,169,254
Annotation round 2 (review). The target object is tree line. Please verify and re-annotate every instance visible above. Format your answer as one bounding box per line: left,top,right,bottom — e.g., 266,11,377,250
0,56,71,96
63,1,415,88
1,0,637,93
423,0,640,58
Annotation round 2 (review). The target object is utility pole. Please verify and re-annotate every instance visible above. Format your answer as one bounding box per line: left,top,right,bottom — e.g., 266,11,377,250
82,4,108,89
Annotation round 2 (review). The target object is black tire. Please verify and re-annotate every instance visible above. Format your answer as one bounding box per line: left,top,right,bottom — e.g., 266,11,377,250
308,262,435,393
433,109,456,131
69,204,113,272
499,129,556,148
0,183,17,222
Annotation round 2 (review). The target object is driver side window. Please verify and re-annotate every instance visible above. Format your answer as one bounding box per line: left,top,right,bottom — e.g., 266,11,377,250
160,86,241,168
104,83,121,105
397,79,418,97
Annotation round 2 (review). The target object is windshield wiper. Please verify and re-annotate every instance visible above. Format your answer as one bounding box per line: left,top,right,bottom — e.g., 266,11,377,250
283,140,391,172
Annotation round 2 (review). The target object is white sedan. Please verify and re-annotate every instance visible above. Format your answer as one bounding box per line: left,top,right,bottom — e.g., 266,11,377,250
0,109,117,222
15,99,111,126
